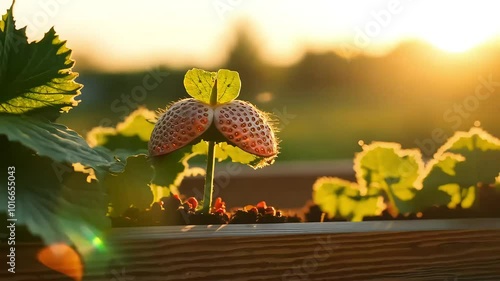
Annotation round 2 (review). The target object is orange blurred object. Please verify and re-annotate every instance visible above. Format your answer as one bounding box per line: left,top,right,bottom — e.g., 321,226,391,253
37,243,83,281
256,201,267,209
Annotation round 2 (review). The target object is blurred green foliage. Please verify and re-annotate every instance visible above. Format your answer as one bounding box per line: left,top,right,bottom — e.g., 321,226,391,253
314,128,500,221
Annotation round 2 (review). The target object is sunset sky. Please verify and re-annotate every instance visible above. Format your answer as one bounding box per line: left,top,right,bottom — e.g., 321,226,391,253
2,0,500,71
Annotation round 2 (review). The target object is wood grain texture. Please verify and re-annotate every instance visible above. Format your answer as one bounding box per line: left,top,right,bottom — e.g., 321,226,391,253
3,219,500,281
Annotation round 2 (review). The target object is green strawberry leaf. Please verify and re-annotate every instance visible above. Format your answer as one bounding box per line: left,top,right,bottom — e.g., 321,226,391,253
184,68,217,104
313,177,351,219
408,153,462,211
418,128,500,209
219,142,275,168
354,142,424,215
439,128,500,186
150,145,195,199
87,108,189,204
0,140,109,261
313,127,500,218
105,155,154,217
0,115,122,172
191,140,229,161
215,69,241,103
87,107,155,161
0,4,82,119
191,141,274,169
183,68,240,105
313,177,384,221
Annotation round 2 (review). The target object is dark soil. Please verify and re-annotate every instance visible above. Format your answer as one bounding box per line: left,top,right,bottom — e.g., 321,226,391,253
111,196,301,227
111,184,500,227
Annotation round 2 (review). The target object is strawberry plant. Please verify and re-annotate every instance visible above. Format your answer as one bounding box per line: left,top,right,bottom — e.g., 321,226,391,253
149,68,279,214
313,127,500,221
86,68,280,221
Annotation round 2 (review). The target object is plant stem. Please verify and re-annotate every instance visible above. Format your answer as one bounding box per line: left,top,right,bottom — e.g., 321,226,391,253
210,78,218,105
202,141,216,214
202,78,218,214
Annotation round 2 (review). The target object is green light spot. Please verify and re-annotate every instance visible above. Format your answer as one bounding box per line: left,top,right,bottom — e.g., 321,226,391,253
92,237,103,247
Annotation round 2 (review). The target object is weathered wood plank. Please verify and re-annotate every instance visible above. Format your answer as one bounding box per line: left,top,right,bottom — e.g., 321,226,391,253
109,218,500,240
4,219,500,281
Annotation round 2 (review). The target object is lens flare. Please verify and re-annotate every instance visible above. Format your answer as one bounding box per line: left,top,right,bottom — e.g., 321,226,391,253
92,237,104,249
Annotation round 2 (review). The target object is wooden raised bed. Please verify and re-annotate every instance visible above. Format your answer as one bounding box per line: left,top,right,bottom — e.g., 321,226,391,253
7,218,500,280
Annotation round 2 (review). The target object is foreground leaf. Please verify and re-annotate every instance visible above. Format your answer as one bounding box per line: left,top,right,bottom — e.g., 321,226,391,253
0,5,81,118
0,140,109,261
0,115,122,172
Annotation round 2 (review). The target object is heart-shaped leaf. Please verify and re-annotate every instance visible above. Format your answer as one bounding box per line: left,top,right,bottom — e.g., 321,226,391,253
183,68,217,104
215,69,241,104
183,68,241,105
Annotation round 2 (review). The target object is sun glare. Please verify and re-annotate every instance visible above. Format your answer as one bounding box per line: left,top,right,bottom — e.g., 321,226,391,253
424,33,489,53
416,18,495,54
407,1,500,54
2,0,500,69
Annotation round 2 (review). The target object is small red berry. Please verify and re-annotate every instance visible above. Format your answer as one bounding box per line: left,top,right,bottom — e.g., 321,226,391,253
186,197,198,210
214,208,225,214
213,197,225,210
256,201,267,209
265,206,276,216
